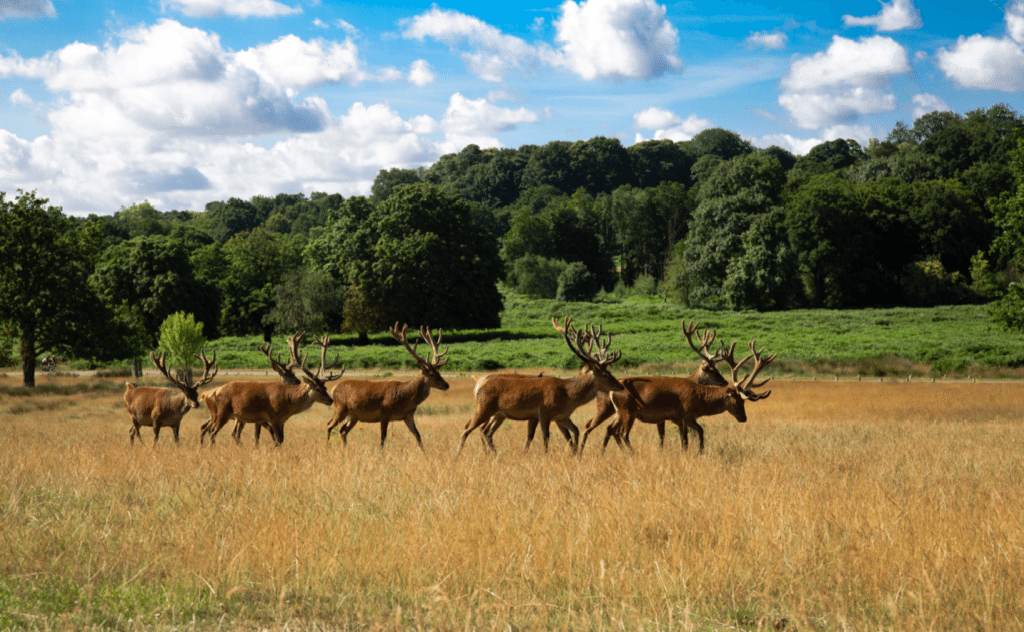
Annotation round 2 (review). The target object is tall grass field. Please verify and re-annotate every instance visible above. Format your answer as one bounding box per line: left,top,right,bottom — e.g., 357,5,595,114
1,370,1022,630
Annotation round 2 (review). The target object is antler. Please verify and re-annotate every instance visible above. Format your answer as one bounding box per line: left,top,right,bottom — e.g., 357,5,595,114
737,340,776,400
306,334,345,383
259,330,305,385
552,317,621,367
390,323,449,369
681,320,723,365
150,348,217,390
719,339,775,401
192,348,218,388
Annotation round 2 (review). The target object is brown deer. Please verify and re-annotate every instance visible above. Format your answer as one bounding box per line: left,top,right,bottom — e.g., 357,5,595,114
578,320,730,452
201,335,343,446
123,349,218,445
325,323,449,450
601,337,775,454
459,317,623,454
200,332,309,444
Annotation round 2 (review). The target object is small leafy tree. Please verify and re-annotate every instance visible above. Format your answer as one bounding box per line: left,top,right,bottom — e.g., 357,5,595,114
556,262,598,302
158,312,206,381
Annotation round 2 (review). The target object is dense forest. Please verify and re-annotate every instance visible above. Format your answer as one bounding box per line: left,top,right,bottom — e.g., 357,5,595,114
3,104,1024,381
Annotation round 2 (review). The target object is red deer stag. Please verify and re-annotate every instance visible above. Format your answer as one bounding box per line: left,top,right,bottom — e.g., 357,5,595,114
325,323,449,450
201,335,343,446
603,337,775,454
459,317,623,454
578,320,730,452
200,332,307,444
123,349,218,445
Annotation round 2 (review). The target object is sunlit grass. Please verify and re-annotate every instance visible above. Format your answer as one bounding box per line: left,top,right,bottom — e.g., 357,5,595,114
1,375,1022,630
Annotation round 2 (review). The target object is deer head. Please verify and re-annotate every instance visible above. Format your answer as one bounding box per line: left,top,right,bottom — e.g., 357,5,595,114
552,317,624,393
390,323,450,391
151,348,218,409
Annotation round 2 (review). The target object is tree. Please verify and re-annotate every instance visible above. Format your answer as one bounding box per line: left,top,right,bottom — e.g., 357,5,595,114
0,191,102,386
989,135,1024,330
158,312,207,382
305,183,503,336
509,255,567,298
371,167,424,204
556,262,598,302
219,227,302,338
682,154,788,308
90,235,219,343
627,139,695,188
265,267,345,335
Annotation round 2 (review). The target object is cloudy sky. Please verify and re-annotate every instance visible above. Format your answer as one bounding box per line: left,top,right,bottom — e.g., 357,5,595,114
1,0,1022,216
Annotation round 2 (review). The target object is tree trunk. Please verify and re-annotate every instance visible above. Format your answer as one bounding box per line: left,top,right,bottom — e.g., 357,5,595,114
20,329,36,387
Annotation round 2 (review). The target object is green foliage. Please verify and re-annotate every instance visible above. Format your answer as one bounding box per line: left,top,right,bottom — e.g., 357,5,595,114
900,260,972,307
556,262,598,302
219,227,302,337
0,190,106,385
158,312,207,376
265,267,345,335
510,255,567,298
306,183,504,333
90,235,219,342
370,167,424,204
990,283,1024,331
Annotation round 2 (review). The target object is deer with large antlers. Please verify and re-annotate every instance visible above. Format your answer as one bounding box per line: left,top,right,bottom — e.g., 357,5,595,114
201,335,344,446
588,324,775,454
123,349,218,445
578,320,731,452
200,332,307,445
325,323,449,450
459,317,624,454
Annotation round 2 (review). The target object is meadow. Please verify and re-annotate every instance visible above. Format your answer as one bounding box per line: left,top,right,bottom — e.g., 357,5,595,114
1,370,1022,631
100,300,1024,380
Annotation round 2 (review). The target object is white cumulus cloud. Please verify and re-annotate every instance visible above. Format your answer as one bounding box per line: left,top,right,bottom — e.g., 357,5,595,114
547,0,682,80
439,93,540,152
0,0,54,18
842,0,922,31
911,93,951,119
633,107,711,141
936,1,1024,91
0,19,453,214
408,59,436,86
160,0,301,18
745,30,787,50
9,88,33,106
779,35,911,129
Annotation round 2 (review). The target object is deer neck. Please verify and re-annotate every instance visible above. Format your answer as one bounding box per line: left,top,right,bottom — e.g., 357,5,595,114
695,383,732,415
403,374,433,407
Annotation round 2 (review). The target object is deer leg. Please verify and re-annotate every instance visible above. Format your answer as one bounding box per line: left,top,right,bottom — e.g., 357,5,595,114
152,424,161,446
326,406,347,443
270,424,284,447
404,417,424,451
685,418,705,453
172,423,180,444
579,407,613,453
483,414,505,447
337,418,357,446
458,410,494,454
559,420,579,453
657,421,666,448
524,418,540,452
379,421,389,449
538,419,551,452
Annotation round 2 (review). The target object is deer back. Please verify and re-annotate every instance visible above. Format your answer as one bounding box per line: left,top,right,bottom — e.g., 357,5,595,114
123,383,192,424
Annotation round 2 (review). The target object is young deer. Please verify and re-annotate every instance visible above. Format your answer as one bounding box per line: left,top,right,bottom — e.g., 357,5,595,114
578,320,730,452
606,337,775,453
460,317,623,454
201,335,343,446
326,323,449,450
123,349,217,445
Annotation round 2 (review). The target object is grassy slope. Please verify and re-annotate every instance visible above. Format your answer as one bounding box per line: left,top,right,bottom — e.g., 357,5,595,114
194,299,1024,378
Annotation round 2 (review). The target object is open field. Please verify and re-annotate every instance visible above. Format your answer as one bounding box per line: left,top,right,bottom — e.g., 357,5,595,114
1,372,1023,631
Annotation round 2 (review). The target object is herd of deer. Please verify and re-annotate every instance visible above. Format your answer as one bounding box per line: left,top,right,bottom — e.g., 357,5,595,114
122,318,775,454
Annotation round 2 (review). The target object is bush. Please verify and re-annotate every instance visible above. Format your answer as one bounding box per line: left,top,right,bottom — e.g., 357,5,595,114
990,283,1024,331
556,262,598,302
511,255,568,299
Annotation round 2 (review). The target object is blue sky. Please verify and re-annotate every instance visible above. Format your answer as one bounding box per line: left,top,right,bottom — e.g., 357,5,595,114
1,0,1022,215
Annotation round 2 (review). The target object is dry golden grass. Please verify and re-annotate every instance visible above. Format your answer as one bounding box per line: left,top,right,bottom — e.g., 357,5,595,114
0,372,1022,631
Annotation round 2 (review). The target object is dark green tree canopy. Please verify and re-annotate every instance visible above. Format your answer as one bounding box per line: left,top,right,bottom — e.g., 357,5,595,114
306,183,503,332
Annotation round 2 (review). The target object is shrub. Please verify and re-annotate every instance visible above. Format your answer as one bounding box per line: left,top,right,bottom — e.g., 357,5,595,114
556,262,598,302
511,255,568,299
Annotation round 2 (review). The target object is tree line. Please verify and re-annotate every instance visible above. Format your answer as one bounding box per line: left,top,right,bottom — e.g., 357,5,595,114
3,103,1024,385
